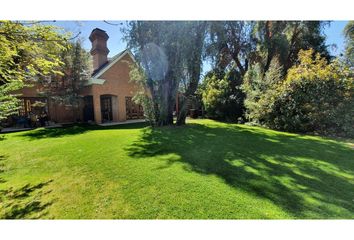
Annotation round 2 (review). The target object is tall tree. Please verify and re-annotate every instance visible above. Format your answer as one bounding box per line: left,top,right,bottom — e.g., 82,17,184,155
205,21,329,77
201,21,330,122
123,21,206,126
201,21,254,121
41,40,91,120
0,21,69,120
176,21,207,125
251,21,330,75
206,21,254,77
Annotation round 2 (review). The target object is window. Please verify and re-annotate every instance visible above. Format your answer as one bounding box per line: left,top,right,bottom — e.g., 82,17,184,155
18,99,26,116
26,100,32,113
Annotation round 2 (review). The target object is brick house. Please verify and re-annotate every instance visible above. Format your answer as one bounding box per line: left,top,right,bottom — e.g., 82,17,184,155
12,28,144,125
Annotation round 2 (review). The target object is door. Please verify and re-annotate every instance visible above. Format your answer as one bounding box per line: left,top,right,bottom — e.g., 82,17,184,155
101,96,113,122
83,96,94,122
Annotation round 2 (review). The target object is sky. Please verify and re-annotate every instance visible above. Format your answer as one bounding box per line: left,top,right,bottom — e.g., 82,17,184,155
49,21,127,58
49,20,349,72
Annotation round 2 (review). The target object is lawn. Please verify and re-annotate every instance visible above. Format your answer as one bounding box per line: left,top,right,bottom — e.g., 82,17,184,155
0,119,353,219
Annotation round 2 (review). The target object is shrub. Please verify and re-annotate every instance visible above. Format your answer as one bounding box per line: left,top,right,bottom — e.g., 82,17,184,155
243,58,283,125
201,69,245,121
244,49,354,137
273,50,353,137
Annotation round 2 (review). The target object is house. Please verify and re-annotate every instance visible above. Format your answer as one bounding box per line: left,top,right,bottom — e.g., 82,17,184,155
10,28,144,125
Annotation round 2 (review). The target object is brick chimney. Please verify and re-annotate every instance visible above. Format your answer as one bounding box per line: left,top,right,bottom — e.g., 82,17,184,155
89,28,109,71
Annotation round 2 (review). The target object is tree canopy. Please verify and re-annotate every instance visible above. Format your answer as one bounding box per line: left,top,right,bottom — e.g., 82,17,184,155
123,20,352,137
343,21,354,67
123,21,207,126
0,21,70,119
41,40,91,106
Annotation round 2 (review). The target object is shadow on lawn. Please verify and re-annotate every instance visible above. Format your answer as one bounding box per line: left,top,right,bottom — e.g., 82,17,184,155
126,122,354,218
0,180,54,219
20,122,148,140
0,155,54,219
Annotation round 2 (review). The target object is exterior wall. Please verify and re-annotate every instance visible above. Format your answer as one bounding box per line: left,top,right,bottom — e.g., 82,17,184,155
13,83,43,97
48,100,82,123
13,83,81,123
82,53,140,123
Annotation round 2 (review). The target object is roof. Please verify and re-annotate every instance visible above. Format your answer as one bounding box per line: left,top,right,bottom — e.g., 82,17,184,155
91,49,136,79
91,28,107,33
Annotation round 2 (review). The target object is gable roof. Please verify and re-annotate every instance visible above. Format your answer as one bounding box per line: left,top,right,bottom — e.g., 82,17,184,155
91,49,136,79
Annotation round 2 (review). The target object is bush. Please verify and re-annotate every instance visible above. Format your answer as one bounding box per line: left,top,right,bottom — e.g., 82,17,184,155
243,58,283,125
201,69,245,121
244,49,354,137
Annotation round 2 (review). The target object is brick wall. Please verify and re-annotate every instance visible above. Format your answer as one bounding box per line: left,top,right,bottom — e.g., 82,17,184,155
81,53,140,123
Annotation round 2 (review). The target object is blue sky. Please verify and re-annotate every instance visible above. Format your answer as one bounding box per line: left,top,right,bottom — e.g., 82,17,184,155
49,21,126,58
50,21,349,72
323,21,348,55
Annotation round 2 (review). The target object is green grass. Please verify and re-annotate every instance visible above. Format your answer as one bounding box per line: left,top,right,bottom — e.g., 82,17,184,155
0,119,353,219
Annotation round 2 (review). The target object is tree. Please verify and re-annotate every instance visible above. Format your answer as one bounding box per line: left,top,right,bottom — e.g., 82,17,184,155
206,21,330,79
123,21,206,126
202,68,245,121
176,21,207,125
199,21,254,121
0,21,69,120
251,21,330,75
242,57,283,125
201,21,330,122
343,21,354,67
242,21,333,127
205,21,254,76
244,49,354,137
41,40,91,120
123,21,182,126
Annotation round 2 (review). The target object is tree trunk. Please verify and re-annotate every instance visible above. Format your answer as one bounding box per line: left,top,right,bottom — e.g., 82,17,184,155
176,22,206,125
156,71,177,126
176,94,189,125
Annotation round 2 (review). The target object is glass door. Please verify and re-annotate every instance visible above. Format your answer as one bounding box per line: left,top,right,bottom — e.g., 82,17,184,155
101,96,113,122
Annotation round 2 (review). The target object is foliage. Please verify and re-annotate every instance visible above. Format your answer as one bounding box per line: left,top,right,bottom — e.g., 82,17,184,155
205,21,330,77
124,21,331,126
123,21,185,126
123,21,207,126
205,21,254,75
202,69,245,121
128,64,156,124
41,40,91,108
0,21,69,119
343,21,354,67
243,57,283,124
276,49,353,136
203,21,330,122
251,21,330,74
176,22,207,125
244,49,354,137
